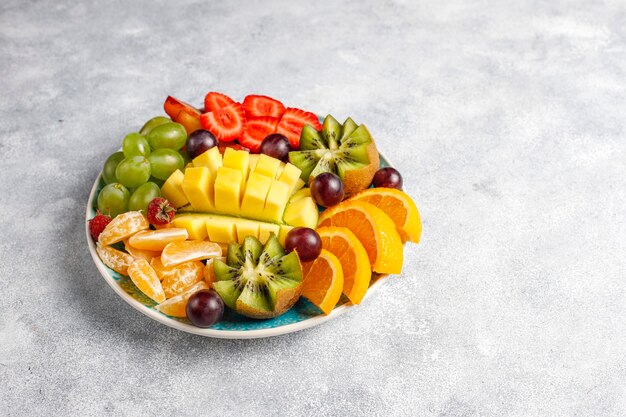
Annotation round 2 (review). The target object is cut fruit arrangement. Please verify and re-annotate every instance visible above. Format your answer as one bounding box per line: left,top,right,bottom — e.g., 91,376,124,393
89,91,422,329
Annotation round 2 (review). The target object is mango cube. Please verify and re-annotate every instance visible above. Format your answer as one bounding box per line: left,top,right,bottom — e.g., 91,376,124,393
161,169,189,208
254,154,282,178
206,219,237,244
234,219,260,244
240,172,272,221
278,163,302,194
263,180,290,223
248,154,260,174
222,148,249,178
214,167,244,215
181,167,214,212
172,214,208,240
192,146,222,177
283,196,319,229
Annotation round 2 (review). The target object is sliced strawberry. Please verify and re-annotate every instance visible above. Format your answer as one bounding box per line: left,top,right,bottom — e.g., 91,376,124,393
243,95,286,119
239,117,279,153
204,92,235,113
276,108,322,149
200,102,246,142
218,142,250,154
164,96,201,119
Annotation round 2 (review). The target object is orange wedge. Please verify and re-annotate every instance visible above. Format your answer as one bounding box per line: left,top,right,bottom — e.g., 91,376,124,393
301,249,344,315
318,200,403,274
160,240,222,267
96,243,135,275
155,281,209,317
316,227,371,304
150,257,204,298
124,239,161,262
350,188,421,243
127,259,166,303
128,228,188,251
98,211,149,246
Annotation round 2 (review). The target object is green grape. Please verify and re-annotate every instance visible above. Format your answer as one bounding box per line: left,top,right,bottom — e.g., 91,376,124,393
139,116,171,135
115,156,151,188
102,152,125,184
147,122,187,150
148,149,185,180
97,183,130,217
128,182,161,212
122,133,151,158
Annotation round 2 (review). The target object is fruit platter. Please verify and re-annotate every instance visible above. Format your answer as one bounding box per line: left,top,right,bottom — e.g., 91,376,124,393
86,92,422,338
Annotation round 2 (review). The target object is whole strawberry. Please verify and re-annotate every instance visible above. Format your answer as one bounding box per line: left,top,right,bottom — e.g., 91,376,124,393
89,211,112,241
147,197,175,226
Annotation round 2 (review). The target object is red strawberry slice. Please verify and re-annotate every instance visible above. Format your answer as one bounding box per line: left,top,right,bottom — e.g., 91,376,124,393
276,108,322,149
243,95,286,119
204,92,235,113
239,117,279,153
200,102,246,142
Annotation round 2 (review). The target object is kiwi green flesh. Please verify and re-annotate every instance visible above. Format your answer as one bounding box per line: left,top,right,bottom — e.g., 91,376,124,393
340,117,358,141
289,150,320,181
242,236,263,264
227,243,244,267
341,124,372,147
322,115,341,149
262,234,285,259
309,152,336,179
299,124,327,151
212,280,241,310
213,259,240,282
266,251,302,282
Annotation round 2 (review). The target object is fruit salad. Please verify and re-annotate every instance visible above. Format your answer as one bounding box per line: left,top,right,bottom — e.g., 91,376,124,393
90,91,422,329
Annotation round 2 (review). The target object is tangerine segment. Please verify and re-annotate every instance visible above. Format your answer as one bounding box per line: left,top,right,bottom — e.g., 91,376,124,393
99,211,149,246
150,258,204,298
128,228,188,251
96,243,135,275
124,239,161,262
316,227,371,304
318,200,404,274
127,259,166,303
155,281,209,317
350,188,421,243
301,250,344,315
160,240,222,267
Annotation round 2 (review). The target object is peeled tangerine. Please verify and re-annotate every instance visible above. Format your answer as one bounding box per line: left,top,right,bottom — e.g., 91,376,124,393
127,259,166,303
160,240,222,267
128,228,188,251
155,281,209,317
99,211,149,246
124,240,161,262
150,257,204,299
96,243,135,275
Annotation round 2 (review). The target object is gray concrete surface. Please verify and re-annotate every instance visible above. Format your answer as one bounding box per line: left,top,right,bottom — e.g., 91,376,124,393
1,0,625,415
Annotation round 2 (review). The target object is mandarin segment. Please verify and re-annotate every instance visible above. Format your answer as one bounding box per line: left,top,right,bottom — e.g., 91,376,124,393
155,281,209,317
96,243,135,275
124,239,161,262
98,211,149,246
150,257,204,298
160,240,222,267
301,249,344,315
127,259,166,303
128,228,188,251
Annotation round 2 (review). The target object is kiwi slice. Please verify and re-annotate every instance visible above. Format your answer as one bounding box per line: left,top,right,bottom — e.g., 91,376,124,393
289,115,380,197
212,234,303,319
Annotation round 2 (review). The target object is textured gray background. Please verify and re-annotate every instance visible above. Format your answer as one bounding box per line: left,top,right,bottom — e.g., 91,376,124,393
1,0,625,416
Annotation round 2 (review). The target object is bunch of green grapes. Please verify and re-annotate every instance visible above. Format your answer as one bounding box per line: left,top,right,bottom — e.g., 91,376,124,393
97,116,190,216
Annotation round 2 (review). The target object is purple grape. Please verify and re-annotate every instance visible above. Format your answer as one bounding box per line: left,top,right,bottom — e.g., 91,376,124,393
260,133,291,162
186,289,224,328
284,227,322,262
372,167,403,189
311,172,344,207
186,129,217,159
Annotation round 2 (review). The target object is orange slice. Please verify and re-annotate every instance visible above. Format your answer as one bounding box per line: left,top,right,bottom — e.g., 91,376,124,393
318,200,403,274
98,211,149,246
128,228,188,251
96,243,134,275
124,239,161,262
155,281,209,317
127,259,166,303
301,249,344,315
150,257,204,298
160,240,222,267
349,188,421,243
316,227,371,304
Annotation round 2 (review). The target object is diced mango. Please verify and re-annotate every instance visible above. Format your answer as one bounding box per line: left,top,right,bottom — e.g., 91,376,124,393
234,218,260,244
222,148,249,179
278,163,302,194
289,187,310,203
181,167,214,212
263,180,290,222
192,146,222,177
248,154,260,174
161,169,189,209
278,225,294,247
283,196,319,229
254,154,282,178
172,214,208,240
206,219,237,243
240,173,272,221
259,223,281,244
214,166,244,215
